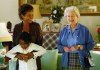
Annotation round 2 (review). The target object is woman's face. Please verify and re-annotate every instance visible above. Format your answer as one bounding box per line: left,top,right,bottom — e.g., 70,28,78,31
67,11,78,25
19,40,29,49
22,10,33,23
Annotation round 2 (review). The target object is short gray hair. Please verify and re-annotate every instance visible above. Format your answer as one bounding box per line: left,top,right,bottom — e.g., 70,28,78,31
64,6,80,17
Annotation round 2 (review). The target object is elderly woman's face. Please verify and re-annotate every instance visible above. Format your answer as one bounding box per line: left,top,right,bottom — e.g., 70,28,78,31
67,11,78,24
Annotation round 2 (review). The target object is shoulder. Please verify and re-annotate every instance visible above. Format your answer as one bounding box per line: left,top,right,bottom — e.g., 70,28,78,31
31,21,40,26
78,23,90,33
60,25,69,33
30,43,40,46
14,22,22,28
78,23,89,30
11,45,21,51
30,22,41,30
14,45,21,49
30,43,42,48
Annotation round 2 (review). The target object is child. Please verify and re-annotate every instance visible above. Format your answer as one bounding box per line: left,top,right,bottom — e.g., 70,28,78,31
6,32,46,70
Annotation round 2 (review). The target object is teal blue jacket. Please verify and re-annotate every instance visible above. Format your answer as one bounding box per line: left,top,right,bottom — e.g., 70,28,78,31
57,23,94,67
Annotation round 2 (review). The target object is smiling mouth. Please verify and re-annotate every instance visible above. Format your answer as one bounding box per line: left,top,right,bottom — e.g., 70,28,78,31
70,20,74,22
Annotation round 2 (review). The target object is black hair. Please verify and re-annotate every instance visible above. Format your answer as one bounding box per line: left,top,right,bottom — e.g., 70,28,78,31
18,4,33,20
18,32,32,44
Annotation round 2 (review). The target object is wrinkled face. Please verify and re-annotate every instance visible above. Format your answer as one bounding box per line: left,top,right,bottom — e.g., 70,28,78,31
67,11,78,25
19,40,29,49
22,10,33,23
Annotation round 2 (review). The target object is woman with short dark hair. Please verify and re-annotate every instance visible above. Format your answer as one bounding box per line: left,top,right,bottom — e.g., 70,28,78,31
13,4,43,70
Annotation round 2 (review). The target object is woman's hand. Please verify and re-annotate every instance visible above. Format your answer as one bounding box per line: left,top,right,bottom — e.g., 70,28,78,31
15,53,25,60
23,55,29,62
63,46,70,52
27,52,34,59
79,45,83,50
70,46,78,51
15,53,28,62
70,45,83,51
23,52,34,62
15,52,34,62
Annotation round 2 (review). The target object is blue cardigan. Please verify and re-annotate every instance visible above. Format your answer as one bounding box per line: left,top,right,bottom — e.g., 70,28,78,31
57,23,94,67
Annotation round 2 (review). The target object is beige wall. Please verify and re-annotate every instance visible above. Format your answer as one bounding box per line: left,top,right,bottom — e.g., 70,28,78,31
79,16,100,43
0,0,20,30
35,16,100,43
0,0,99,43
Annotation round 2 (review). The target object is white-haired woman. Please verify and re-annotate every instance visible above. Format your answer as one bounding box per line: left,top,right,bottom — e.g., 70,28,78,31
57,6,94,70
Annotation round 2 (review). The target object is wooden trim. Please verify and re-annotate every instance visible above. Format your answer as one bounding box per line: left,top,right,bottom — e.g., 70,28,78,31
93,46,100,51
93,48,100,51
18,0,100,16
81,12,100,16
41,12,100,16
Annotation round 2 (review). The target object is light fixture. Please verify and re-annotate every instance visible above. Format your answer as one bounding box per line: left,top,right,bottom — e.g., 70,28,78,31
32,5,42,21
0,22,12,65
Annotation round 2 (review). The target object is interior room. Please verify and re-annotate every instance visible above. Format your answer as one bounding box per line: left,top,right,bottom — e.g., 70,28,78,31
0,0,100,70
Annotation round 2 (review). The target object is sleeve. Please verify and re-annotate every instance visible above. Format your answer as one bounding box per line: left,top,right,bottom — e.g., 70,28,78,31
32,44,46,58
6,46,19,59
13,24,19,46
85,28,95,50
57,29,65,53
36,23,43,46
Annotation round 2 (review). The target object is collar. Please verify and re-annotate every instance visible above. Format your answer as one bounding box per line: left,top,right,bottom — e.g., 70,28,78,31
66,23,81,33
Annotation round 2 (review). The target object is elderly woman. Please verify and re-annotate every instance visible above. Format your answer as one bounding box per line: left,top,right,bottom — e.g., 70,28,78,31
57,6,94,70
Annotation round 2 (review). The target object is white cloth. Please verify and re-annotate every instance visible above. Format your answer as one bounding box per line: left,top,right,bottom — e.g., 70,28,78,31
6,43,46,70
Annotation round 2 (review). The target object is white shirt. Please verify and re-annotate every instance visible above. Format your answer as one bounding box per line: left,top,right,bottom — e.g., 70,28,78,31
6,43,46,70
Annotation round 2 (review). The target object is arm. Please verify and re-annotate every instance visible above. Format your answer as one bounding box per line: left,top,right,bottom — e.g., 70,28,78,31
6,46,19,59
6,46,31,62
31,44,46,58
35,23,43,46
13,23,22,46
57,29,65,53
70,45,83,51
15,53,32,62
13,24,20,46
85,28,95,50
6,45,25,60
70,26,94,51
